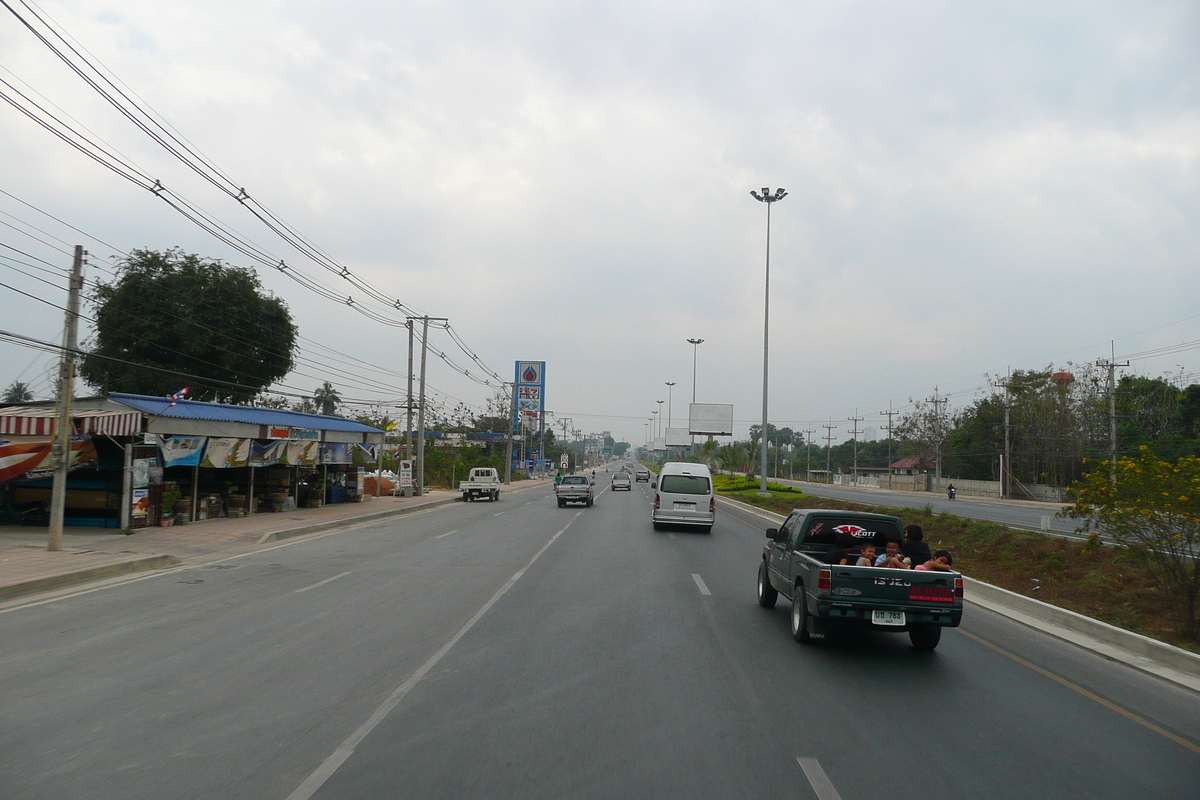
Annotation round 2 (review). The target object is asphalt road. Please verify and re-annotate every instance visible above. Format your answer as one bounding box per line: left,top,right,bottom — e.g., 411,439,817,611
1,477,1197,799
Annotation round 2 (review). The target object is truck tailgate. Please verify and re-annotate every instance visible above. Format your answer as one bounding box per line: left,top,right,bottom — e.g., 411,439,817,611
827,565,959,608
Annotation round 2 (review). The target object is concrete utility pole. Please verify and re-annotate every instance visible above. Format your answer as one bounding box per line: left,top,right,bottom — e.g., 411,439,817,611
406,320,415,462
803,428,817,482
48,246,84,551
1098,353,1129,468
927,388,948,483
504,382,516,484
822,419,838,483
407,316,448,495
992,376,1012,500
847,409,863,486
880,402,898,489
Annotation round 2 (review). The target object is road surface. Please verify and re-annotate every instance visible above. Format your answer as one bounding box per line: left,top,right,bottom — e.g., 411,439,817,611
1,478,1195,799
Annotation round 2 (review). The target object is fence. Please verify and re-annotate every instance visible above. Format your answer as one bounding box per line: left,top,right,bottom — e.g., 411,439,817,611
830,472,1064,503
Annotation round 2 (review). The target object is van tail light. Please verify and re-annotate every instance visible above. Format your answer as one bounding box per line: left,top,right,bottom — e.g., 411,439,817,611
817,568,831,593
709,496,715,513
654,493,660,510
954,577,964,598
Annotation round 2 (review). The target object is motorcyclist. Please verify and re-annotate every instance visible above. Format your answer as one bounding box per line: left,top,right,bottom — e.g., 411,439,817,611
947,483,957,500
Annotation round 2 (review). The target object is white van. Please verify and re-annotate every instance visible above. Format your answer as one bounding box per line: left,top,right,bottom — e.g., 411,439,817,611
652,462,715,532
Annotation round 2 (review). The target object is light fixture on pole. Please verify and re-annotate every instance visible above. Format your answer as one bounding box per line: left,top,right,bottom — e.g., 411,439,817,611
686,338,704,449
750,186,787,496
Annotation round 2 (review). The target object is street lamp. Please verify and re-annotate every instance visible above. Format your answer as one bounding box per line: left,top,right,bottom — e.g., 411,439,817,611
750,186,787,496
656,400,664,437
652,409,659,440
665,382,676,430
686,338,704,449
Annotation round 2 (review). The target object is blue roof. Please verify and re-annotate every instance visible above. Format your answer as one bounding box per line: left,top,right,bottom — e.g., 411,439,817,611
108,393,384,434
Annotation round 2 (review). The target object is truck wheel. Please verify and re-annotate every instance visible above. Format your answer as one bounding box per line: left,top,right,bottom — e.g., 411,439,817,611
652,521,663,531
461,493,468,502
791,590,811,643
586,498,593,507
909,624,942,651
493,490,500,501
757,562,777,608
557,498,565,508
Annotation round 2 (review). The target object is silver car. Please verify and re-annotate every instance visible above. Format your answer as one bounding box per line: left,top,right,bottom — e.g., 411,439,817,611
611,472,632,491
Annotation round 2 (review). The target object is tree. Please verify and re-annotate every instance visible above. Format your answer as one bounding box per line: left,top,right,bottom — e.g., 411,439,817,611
1063,447,1200,641
254,394,291,410
79,248,297,404
312,382,341,416
2,381,33,403
293,397,317,415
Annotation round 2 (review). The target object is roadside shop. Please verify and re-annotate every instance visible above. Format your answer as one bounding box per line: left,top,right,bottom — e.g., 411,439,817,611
0,394,385,531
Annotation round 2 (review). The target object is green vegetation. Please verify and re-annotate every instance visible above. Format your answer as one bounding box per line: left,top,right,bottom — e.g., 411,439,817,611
717,483,1197,653
1063,447,1200,641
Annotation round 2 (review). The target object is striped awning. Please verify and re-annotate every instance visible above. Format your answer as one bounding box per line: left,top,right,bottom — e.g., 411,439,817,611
0,407,142,437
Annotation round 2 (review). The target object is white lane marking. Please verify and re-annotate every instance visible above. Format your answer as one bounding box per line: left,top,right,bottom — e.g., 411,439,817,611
434,530,458,539
294,571,352,594
797,757,843,800
285,515,581,800
493,511,505,517
691,574,711,596
668,532,676,540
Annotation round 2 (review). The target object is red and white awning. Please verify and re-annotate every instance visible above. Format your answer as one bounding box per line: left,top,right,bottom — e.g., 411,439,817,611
0,407,142,437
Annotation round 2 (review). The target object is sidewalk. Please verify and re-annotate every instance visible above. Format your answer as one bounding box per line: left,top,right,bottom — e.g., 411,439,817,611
0,479,551,602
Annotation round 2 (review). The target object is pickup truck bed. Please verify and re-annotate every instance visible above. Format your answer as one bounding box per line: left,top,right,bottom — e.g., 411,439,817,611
758,509,962,650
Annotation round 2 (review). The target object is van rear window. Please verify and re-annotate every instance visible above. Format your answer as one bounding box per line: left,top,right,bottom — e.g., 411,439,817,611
660,475,711,495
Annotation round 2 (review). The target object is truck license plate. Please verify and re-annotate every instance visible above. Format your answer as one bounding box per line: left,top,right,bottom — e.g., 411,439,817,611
872,610,906,627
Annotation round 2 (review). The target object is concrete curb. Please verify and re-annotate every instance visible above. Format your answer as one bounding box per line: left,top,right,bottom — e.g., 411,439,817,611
0,554,181,603
715,492,1200,693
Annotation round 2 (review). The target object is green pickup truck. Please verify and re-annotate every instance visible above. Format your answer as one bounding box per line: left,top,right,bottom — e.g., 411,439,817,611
757,509,963,650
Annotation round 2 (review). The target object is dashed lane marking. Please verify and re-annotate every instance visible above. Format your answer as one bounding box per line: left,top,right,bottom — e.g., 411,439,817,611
691,574,711,596
434,530,458,539
796,758,842,800
294,572,352,594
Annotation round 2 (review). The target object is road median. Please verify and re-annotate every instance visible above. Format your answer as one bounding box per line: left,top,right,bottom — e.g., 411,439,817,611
0,554,181,603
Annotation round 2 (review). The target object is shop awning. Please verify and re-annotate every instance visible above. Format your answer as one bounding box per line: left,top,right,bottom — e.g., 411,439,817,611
0,407,142,437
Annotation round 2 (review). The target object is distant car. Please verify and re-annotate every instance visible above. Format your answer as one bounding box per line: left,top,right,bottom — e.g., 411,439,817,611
611,472,632,491
635,468,651,482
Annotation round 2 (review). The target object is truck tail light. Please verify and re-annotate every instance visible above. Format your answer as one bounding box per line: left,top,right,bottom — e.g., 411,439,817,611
709,496,715,514
654,493,660,510
954,577,964,598
817,568,831,592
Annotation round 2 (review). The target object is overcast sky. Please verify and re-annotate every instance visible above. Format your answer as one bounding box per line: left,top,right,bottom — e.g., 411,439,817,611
2,0,1197,446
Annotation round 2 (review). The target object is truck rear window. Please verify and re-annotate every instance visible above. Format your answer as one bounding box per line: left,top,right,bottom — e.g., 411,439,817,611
660,475,711,495
562,476,587,484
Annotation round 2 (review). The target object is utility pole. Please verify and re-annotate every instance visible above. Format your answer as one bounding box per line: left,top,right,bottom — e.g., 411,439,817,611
1098,351,1129,467
847,409,863,486
880,402,898,490
406,320,414,463
407,315,448,495
992,376,1012,500
927,387,948,483
48,246,84,551
803,427,817,482
504,382,515,484
822,418,838,484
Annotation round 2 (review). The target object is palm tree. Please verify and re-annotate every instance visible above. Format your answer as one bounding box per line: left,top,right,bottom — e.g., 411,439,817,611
2,381,33,403
312,382,340,416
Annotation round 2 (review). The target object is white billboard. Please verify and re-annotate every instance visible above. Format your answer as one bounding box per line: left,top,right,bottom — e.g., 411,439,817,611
689,403,734,436
651,437,666,452
664,427,691,447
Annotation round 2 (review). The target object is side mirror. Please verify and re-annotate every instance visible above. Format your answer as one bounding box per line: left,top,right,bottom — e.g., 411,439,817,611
651,480,657,489
766,527,778,540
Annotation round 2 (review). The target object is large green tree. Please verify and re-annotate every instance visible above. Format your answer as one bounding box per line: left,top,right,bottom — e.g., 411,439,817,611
2,381,34,403
80,249,298,404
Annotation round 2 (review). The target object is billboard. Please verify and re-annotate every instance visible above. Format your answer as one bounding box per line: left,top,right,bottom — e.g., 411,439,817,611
651,437,666,452
664,427,691,447
689,403,734,436
514,361,546,435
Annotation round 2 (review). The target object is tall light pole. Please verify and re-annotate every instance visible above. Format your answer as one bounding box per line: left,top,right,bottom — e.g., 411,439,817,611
664,382,676,429
750,186,787,495
652,409,659,440
656,400,665,438
687,338,704,450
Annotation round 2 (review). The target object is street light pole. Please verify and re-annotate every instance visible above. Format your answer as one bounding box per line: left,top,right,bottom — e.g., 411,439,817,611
750,186,787,495
686,338,703,451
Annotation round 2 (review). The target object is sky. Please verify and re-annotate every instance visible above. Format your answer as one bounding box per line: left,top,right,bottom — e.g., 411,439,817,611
1,0,1198,447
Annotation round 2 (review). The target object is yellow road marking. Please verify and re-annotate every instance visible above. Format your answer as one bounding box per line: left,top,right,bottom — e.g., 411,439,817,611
957,628,1200,755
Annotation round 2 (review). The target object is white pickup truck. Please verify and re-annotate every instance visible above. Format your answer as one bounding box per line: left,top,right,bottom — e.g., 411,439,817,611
460,467,501,502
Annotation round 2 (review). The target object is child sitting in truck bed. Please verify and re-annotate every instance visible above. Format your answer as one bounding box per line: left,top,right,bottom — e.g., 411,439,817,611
874,540,911,569
915,550,955,571
855,543,877,567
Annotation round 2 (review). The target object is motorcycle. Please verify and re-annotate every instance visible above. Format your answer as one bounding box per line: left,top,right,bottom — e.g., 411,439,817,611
947,486,956,500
